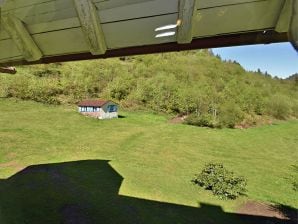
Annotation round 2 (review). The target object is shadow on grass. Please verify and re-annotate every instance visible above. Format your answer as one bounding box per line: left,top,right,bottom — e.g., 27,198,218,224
118,115,126,119
0,160,296,224
271,204,298,223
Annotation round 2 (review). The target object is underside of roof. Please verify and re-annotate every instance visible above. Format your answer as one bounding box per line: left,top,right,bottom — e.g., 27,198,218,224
0,0,296,66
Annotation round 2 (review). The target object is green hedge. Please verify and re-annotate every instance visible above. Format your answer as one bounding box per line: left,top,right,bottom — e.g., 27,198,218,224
193,163,247,200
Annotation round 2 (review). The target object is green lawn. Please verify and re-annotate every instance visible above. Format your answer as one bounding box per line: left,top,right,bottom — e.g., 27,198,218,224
0,99,297,223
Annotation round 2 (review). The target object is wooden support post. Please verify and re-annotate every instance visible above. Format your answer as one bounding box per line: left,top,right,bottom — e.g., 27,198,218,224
1,14,42,61
275,0,293,33
73,0,107,55
177,0,196,44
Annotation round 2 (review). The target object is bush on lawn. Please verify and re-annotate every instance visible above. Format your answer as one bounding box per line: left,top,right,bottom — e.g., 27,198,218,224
192,163,247,200
184,114,216,128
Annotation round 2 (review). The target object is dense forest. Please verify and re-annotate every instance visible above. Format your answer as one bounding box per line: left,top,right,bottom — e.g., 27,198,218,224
0,50,297,128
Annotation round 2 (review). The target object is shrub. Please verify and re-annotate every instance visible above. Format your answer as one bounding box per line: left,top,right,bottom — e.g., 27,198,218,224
266,95,292,120
192,163,247,200
219,102,244,128
291,102,298,118
184,114,215,128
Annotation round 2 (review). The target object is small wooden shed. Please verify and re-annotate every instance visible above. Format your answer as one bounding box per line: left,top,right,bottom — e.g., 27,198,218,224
78,100,118,119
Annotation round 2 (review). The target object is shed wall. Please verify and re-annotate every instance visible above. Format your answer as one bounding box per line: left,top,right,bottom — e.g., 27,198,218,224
78,101,118,119
100,102,118,119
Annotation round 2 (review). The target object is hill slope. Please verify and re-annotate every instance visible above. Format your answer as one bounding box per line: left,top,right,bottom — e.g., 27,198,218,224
0,50,297,127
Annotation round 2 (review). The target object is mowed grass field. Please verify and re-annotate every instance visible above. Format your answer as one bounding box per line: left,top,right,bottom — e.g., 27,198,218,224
0,99,297,223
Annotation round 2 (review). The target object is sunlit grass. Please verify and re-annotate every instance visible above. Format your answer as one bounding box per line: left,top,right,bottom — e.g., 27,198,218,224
0,99,297,212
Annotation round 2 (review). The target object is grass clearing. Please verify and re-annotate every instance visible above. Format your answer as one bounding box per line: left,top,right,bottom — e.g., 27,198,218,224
0,99,297,223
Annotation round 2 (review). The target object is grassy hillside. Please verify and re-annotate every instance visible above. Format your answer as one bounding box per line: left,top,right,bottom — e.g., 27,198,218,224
0,99,297,223
0,50,297,128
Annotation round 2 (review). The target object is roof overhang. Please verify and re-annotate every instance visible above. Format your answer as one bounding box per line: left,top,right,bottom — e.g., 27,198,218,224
78,100,117,107
0,0,296,66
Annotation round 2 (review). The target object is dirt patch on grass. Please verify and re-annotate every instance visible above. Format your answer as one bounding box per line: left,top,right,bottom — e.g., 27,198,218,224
0,160,24,172
5,152,17,160
237,201,297,224
169,115,186,124
0,161,17,168
0,161,20,168
235,115,274,129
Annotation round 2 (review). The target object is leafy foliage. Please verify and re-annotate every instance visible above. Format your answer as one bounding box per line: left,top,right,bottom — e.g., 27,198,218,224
192,163,247,200
218,101,244,128
0,50,297,127
266,95,292,120
184,114,216,128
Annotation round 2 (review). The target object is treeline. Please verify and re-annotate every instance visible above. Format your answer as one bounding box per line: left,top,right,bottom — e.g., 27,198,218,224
0,50,297,128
